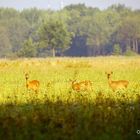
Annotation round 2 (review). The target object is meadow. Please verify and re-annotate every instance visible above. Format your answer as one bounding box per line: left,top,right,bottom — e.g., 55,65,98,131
0,56,140,140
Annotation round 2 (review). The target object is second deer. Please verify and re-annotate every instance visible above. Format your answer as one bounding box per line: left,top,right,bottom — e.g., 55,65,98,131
105,71,129,92
71,80,92,92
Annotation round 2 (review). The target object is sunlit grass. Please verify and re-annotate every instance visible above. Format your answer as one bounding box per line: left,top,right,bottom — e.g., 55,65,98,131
0,56,140,139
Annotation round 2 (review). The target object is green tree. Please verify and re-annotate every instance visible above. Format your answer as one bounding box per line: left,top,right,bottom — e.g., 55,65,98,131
64,4,100,56
113,44,121,55
19,38,37,57
0,26,12,57
86,12,111,55
7,18,30,54
116,14,140,53
0,8,19,20
39,18,71,57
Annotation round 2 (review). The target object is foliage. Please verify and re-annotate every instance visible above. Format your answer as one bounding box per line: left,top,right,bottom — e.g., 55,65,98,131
39,18,71,57
0,26,12,57
19,38,37,57
125,50,138,56
113,44,121,55
0,4,140,57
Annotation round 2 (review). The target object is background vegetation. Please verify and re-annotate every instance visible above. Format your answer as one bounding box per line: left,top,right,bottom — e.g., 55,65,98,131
0,4,140,58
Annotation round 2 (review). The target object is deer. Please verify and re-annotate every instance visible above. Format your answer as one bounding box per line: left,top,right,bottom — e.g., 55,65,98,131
71,80,92,92
25,73,40,93
105,71,129,92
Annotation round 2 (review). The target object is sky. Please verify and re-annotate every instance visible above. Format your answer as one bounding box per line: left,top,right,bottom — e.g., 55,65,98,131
0,0,140,10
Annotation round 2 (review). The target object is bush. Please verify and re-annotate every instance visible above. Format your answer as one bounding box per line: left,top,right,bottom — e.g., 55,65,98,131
113,44,121,55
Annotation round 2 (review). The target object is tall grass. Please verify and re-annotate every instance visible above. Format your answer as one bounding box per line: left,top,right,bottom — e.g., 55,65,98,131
0,57,140,140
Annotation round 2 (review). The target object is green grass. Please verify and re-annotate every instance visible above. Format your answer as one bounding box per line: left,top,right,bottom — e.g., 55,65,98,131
0,56,140,140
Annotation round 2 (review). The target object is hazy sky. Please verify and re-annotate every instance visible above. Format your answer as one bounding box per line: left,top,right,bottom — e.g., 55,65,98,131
0,0,140,10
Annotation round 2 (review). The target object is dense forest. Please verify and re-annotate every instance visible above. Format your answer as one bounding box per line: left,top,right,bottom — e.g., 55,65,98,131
0,4,140,57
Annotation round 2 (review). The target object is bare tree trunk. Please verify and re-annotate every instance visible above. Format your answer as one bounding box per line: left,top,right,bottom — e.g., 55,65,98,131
128,39,131,48
52,48,55,57
126,39,131,53
132,39,136,52
92,47,94,56
135,39,138,53
87,47,92,56
138,40,140,54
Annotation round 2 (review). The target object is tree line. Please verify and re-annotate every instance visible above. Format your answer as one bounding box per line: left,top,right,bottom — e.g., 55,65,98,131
0,4,140,58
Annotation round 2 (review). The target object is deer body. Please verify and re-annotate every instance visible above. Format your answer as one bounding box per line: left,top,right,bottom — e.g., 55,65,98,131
25,73,40,93
72,80,92,92
106,72,129,91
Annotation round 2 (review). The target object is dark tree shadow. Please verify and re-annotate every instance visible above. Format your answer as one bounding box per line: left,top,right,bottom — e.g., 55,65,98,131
0,92,140,140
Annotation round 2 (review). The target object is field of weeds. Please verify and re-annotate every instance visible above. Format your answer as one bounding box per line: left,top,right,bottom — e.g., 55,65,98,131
0,57,140,140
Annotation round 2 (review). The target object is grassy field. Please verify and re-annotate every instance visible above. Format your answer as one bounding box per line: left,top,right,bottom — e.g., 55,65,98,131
0,56,140,140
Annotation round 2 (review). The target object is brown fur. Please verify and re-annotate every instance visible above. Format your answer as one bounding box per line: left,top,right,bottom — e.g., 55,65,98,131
106,71,129,91
25,73,40,93
71,80,92,92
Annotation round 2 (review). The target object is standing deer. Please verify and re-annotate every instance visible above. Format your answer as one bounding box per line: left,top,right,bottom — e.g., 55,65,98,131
105,71,129,92
25,73,40,93
71,80,92,92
